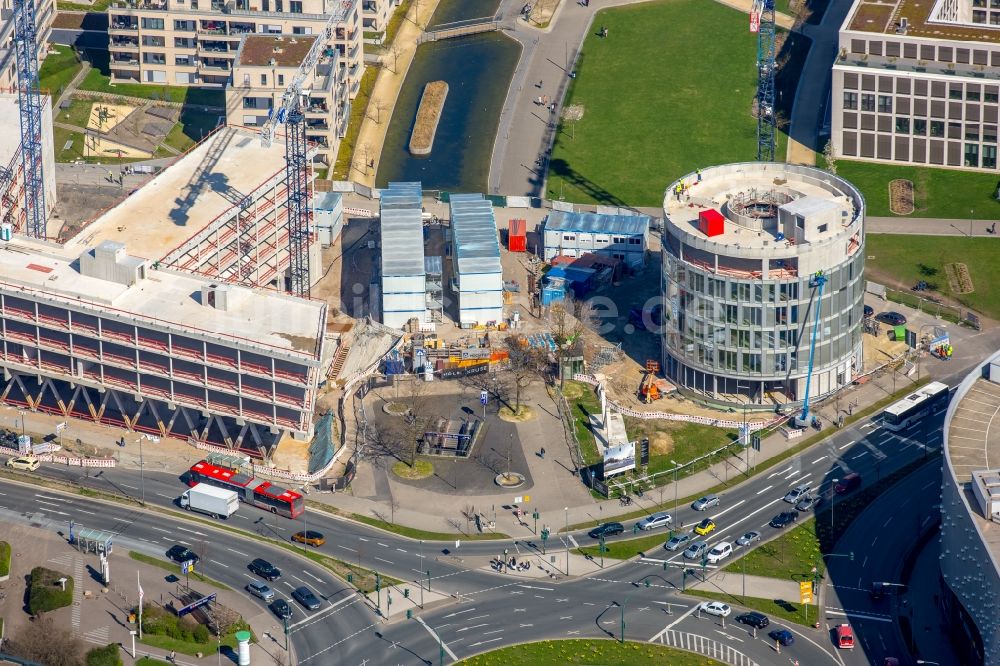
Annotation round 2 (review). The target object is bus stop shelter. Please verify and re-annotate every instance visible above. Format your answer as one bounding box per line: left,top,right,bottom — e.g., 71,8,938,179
72,525,113,556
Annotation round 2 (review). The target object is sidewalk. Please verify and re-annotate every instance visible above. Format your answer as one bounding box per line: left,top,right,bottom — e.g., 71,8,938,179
691,572,801,603
867,216,1000,236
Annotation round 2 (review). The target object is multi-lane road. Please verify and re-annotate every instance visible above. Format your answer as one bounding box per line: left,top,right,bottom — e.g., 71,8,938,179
0,392,948,664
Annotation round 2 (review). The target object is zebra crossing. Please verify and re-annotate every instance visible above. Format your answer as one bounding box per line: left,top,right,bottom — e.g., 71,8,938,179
82,626,110,645
46,552,76,568
649,628,759,666
71,556,84,631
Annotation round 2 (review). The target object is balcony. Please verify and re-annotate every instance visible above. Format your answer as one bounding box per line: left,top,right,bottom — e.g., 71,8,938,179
111,40,140,50
200,61,232,72
109,21,139,32
113,60,141,69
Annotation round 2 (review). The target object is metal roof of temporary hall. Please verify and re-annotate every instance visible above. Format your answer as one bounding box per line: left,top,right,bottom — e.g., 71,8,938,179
450,194,501,276
545,210,650,236
380,181,423,210
380,208,424,277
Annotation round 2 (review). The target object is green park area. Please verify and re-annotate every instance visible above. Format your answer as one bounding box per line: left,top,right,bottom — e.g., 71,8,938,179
39,45,83,97
865,234,1000,319
77,50,225,107
547,0,788,206
835,159,1000,219
455,639,722,665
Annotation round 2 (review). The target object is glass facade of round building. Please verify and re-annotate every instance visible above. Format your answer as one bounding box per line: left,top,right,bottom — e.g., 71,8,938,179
660,163,866,409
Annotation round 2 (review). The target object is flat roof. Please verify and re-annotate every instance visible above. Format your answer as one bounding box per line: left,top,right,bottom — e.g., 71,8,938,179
0,238,325,359
61,127,287,261
380,212,424,277
846,0,1000,43
380,182,423,210
450,194,501,276
235,34,317,68
947,377,1000,484
545,210,650,236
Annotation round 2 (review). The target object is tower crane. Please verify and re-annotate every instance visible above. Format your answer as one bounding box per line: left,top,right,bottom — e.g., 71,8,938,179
12,0,47,238
258,1,351,297
796,271,827,428
750,0,777,162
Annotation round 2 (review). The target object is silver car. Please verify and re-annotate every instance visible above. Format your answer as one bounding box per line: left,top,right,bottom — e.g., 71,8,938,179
736,531,761,547
691,495,720,511
664,533,691,551
247,580,275,601
784,483,812,504
795,495,823,512
636,511,672,531
682,541,708,560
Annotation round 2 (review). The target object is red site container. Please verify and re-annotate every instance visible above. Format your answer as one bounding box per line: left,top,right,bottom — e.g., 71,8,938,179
698,209,725,237
508,218,527,252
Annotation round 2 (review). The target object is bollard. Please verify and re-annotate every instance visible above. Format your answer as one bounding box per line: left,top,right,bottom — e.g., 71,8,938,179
236,630,252,666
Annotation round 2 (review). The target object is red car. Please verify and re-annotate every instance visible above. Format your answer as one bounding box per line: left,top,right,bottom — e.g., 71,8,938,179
836,623,855,649
835,473,861,494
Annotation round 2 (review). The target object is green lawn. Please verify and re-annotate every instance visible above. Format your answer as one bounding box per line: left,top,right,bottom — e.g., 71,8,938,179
865,234,1000,319
128,552,230,591
136,659,170,666
455,639,723,665
562,381,603,466
39,45,83,98
548,0,785,206
836,160,1000,219
52,124,154,165
163,108,223,154
722,517,825,581
309,501,509,540
331,65,378,180
57,97,95,129
79,50,224,107
0,540,9,577
628,421,738,478
576,530,668,560
140,631,240,657
685,589,817,627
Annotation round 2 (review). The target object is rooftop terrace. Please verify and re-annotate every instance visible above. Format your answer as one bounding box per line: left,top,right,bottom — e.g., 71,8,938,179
846,0,1000,43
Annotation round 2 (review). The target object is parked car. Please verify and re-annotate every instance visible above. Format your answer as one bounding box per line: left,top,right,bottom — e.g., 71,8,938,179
292,586,322,611
270,599,293,620
691,495,720,511
736,531,761,547
737,611,770,629
694,518,716,536
636,511,672,531
248,558,281,581
706,542,732,564
795,494,823,512
835,473,862,494
165,545,199,563
5,455,40,471
784,483,812,504
770,511,799,528
836,623,855,649
699,601,731,617
876,311,907,326
292,531,326,547
589,522,624,539
664,534,691,551
682,541,708,560
769,629,795,646
246,580,275,602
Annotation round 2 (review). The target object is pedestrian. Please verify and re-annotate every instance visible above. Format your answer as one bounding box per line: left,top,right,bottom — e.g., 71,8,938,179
540,447,546,459
107,170,113,182
696,168,702,182
599,25,606,38
169,651,176,663
538,79,543,88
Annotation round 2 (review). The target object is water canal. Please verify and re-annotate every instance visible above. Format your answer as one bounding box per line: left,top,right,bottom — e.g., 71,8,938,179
375,0,518,192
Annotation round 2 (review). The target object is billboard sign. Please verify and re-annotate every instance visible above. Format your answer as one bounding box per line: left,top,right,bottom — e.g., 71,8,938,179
603,441,636,477
178,593,217,617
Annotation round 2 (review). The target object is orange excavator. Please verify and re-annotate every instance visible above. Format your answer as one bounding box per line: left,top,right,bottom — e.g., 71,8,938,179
640,360,662,403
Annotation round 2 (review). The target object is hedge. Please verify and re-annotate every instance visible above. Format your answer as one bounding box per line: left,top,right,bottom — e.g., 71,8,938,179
86,643,123,666
28,567,74,615
0,541,10,577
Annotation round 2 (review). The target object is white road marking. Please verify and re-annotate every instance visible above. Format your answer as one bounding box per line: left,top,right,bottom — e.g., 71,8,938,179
304,571,324,584
226,548,249,557
148,526,171,533
709,500,746,520
839,441,855,450
568,535,579,548
374,556,393,564
755,485,773,495
286,595,358,630
174,526,206,536
825,609,893,623
649,603,701,639
121,483,138,490
76,509,96,515
517,585,554,591
468,638,503,648
811,455,828,464
396,548,407,553
156,493,173,499
377,542,389,547
415,617,458,661
768,465,793,479
852,451,869,459
443,608,477,618
456,623,490,633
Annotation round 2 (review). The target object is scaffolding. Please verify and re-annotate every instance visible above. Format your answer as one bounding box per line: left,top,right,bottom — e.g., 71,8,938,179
425,255,443,323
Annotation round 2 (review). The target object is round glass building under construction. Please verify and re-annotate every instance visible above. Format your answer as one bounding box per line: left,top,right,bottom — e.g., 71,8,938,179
661,162,866,411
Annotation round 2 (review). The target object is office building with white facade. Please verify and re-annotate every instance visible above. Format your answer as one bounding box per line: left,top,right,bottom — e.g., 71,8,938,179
542,210,650,268
450,193,502,327
379,181,425,329
832,0,1000,170
661,163,866,409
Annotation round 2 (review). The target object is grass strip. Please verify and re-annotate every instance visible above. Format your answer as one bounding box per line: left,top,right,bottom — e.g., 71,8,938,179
330,66,378,180
455,638,724,665
563,377,930,533
307,500,509,540
128,551,230,591
683,588,817,628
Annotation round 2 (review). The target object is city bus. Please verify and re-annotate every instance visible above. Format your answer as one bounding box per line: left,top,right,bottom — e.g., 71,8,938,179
187,460,304,518
880,381,950,432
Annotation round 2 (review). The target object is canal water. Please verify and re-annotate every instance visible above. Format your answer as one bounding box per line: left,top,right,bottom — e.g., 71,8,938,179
375,0,516,192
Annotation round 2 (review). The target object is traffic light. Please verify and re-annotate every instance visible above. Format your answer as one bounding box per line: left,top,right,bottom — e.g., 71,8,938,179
644,580,650,588
404,588,410,598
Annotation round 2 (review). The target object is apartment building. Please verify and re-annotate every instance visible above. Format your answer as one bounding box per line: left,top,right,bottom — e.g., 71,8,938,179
225,33,348,164
107,0,361,92
362,0,393,33
832,0,1000,171
0,0,56,90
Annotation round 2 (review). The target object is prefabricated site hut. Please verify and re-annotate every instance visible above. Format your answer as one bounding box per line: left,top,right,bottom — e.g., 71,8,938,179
450,194,503,327
542,210,651,268
379,182,426,328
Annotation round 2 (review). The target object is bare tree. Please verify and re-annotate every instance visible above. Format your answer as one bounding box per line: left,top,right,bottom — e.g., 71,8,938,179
823,139,838,174
462,504,476,533
389,497,400,524
502,336,547,415
6,615,84,666
360,141,373,175
397,376,432,467
547,296,599,386
387,43,403,73
371,97,390,124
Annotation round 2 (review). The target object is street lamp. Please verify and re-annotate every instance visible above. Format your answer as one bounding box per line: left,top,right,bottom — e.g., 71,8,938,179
616,596,635,644
564,507,569,575
671,460,680,530
831,479,838,531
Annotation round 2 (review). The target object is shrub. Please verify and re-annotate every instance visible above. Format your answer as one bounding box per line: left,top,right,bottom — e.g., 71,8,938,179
28,567,73,615
0,541,10,577
193,624,210,643
86,643,124,666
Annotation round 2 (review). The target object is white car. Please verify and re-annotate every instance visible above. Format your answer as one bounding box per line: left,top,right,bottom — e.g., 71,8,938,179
706,542,733,564
784,483,812,504
700,601,732,617
6,455,40,471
